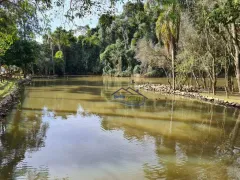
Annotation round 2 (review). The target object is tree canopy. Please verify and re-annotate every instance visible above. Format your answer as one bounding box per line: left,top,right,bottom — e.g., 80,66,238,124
0,0,240,95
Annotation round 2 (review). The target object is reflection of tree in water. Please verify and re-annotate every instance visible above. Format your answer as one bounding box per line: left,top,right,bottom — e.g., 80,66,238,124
14,167,69,180
215,112,240,179
100,98,240,179
14,166,49,180
0,109,49,179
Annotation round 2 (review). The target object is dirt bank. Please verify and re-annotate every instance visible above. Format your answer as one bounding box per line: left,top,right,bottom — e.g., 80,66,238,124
0,78,31,120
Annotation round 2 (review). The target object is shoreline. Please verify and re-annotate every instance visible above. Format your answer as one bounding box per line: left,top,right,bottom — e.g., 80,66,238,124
0,78,31,120
136,84,240,109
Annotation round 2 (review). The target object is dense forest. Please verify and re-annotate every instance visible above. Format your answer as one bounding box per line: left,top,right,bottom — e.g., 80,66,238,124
0,0,240,94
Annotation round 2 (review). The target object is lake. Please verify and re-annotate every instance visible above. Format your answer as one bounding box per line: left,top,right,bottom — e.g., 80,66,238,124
1,76,240,180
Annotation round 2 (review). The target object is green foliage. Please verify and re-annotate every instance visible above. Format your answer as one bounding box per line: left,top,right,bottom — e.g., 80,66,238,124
3,40,39,75
133,65,141,74
54,50,64,74
100,40,124,64
35,1,161,76
0,0,50,59
208,0,240,27
131,38,137,49
52,27,72,49
10,0,237,89
144,70,160,77
0,9,17,56
99,14,115,29
123,2,144,17
156,0,181,54
55,51,63,59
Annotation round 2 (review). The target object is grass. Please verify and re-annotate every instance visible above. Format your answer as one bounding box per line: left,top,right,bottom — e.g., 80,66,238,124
201,91,240,104
0,80,16,99
199,78,240,104
134,77,240,105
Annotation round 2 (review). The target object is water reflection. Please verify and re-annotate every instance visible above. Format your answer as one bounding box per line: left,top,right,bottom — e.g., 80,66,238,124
0,109,49,179
101,110,239,179
1,77,240,179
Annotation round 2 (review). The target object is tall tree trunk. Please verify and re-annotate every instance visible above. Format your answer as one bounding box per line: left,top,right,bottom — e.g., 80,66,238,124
23,64,26,78
63,47,66,75
225,57,230,91
212,80,216,95
23,20,26,40
201,71,207,89
31,63,34,75
212,57,216,95
45,66,47,75
51,43,55,75
232,23,240,93
192,71,199,88
171,39,176,90
118,56,122,73
171,49,175,90
57,43,65,75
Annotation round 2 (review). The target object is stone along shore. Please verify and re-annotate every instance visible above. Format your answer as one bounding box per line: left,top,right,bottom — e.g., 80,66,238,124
135,84,240,109
0,78,31,120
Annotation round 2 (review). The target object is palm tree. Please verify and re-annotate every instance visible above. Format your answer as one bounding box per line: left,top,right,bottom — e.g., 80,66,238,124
156,0,180,90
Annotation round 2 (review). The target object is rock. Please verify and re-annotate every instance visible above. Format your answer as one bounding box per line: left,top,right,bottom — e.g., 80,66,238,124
0,78,31,121
235,104,240,108
231,103,236,106
233,149,240,154
135,83,240,110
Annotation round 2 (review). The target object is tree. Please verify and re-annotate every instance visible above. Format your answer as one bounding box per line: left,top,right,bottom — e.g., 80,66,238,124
0,9,17,57
98,14,115,48
207,0,240,92
3,40,39,77
51,27,71,75
0,0,51,40
177,12,225,94
34,42,52,75
100,40,125,75
135,38,170,77
156,0,181,89
43,33,56,75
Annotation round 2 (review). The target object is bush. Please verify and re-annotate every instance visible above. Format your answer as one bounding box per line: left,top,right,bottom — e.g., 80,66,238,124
121,70,132,77
133,65,141,74
143,70,160,77
147,65,153,73
102,64,112,75
109,69,117,76
115,69,131,77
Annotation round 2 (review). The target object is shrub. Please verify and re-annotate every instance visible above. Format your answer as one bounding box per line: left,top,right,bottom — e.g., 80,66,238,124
143,70,160,77
133,65,141,74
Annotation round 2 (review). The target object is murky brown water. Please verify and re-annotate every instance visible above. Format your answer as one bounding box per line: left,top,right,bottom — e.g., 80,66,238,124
1,76,240,180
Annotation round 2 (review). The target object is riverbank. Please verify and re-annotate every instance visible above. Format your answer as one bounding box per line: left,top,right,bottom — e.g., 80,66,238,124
0,78,31,120
136,83,240,109
31,75,102,79
0,81,16,99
